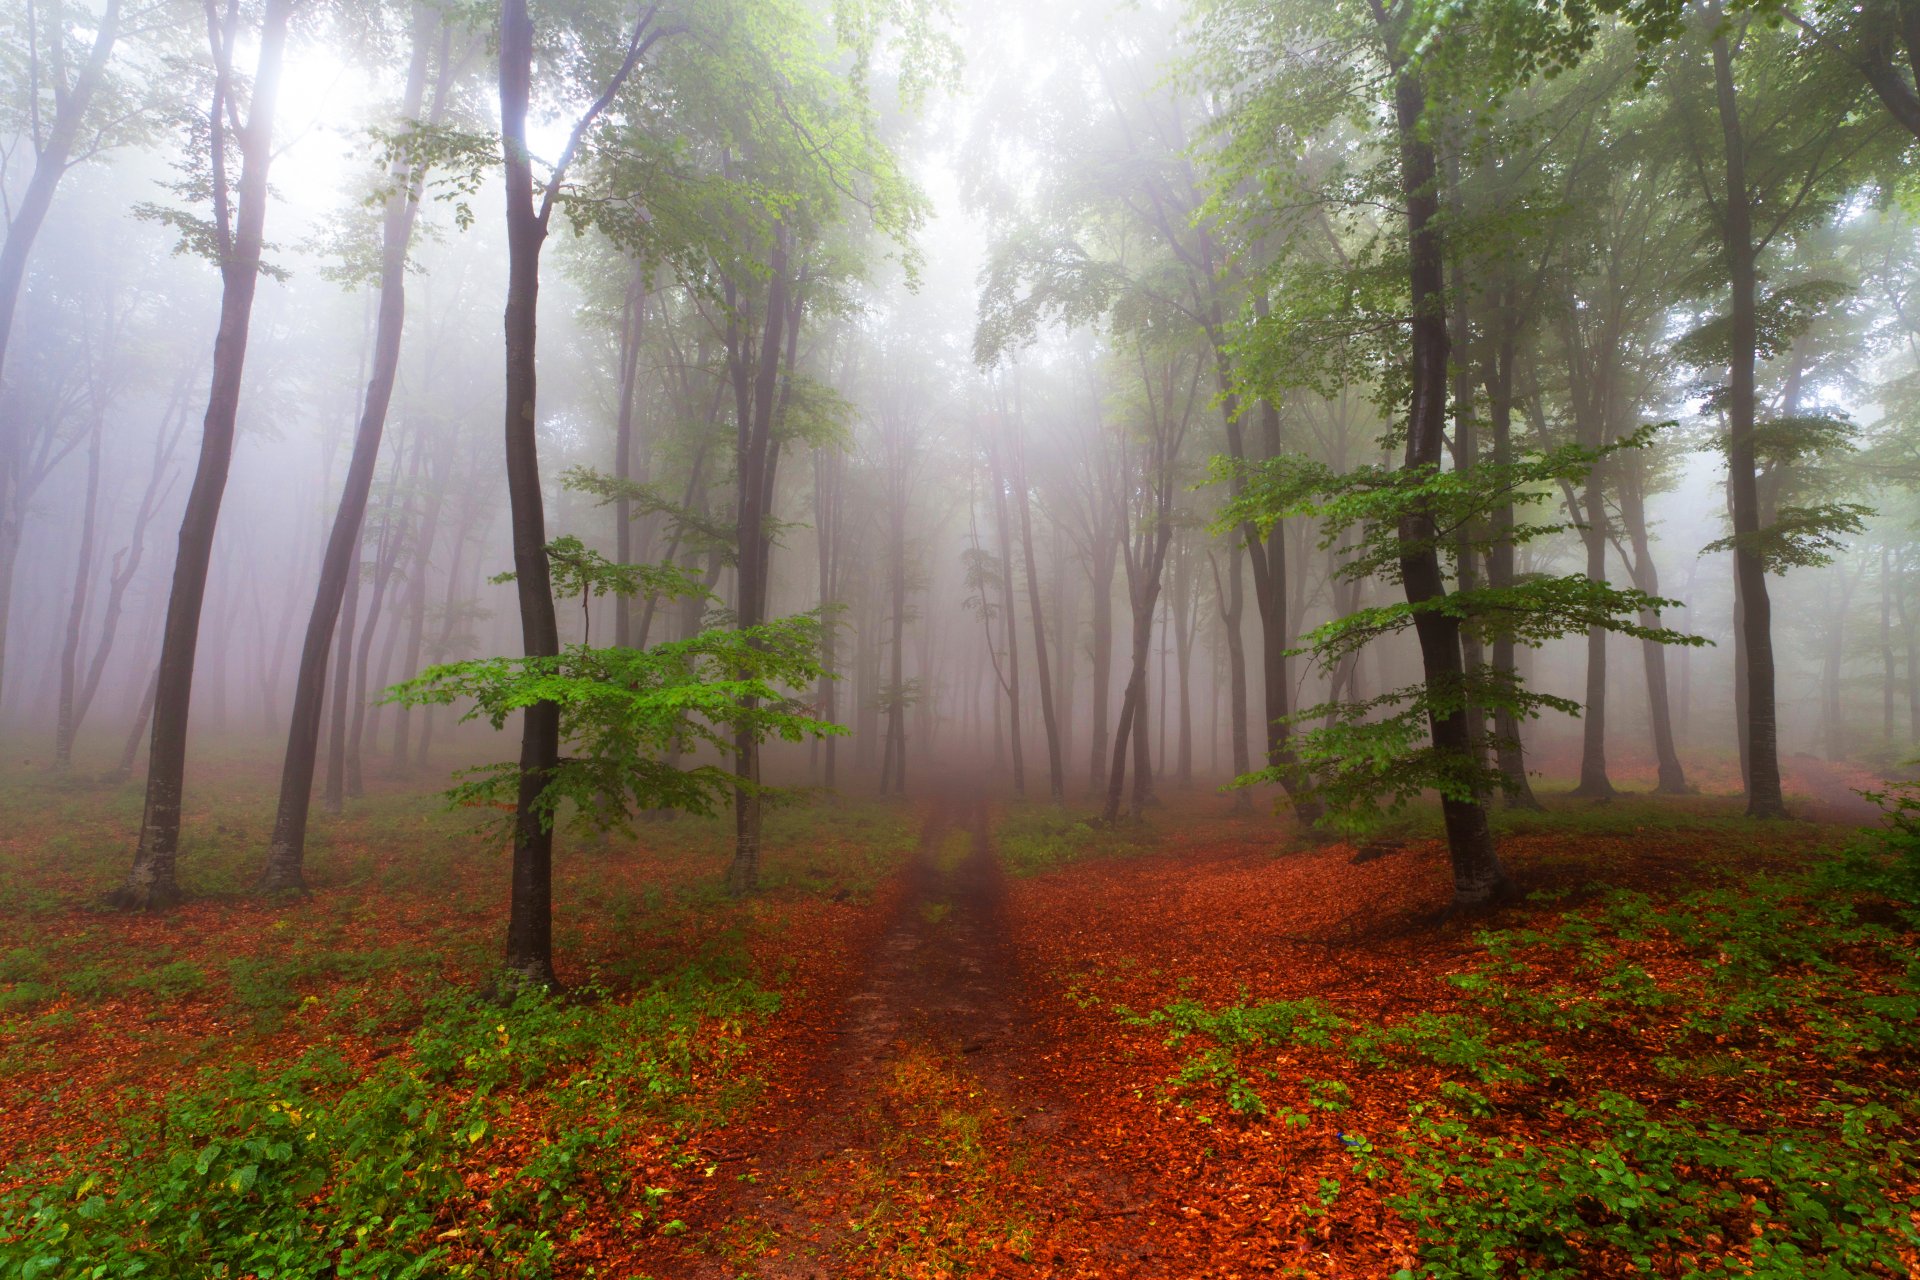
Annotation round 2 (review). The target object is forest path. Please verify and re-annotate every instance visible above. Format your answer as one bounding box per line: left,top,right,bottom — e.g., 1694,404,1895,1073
662,782,1135,1279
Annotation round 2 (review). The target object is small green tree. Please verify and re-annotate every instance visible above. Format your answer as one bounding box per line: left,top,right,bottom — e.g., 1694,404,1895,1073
387,611,843,848
1216,432,1707,839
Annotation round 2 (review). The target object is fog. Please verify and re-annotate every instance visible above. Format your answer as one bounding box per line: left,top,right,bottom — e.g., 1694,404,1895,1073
3,0,1917,924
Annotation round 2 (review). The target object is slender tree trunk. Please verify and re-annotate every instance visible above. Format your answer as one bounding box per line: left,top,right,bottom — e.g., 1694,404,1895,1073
1210,550,1253,812
1572,473,1617,797
1381,31,1505,905
1619,464,1689,793
495,0,563,985
109,663,160,783
70,384,191,751
113,0,292,909
0,0,122,710
1172,540,1197,788
261,15,440,891
1824,562,1860,762
1479,283,1541,809
727,225,793,896
613,264,646,648
54,419,103,770
389,472,443,770
989,442,1027,798
1087,510,1117,795
323,550,360,813
882,492,908,795
813,446,841,788
346,483,408,800
1712,28,1786,818
1009,431,1063,800
1883,544,1897,744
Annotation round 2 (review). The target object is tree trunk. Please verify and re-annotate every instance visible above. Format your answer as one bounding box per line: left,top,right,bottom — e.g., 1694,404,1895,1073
496,0,561,986
113,0,292,910
1087,506,1118,795
323,547,360,809
1711,29,1787,818
1479,281,1542,809
1572,472,1617,798
0,0,122,709
612,264,647,649
988,442,1027,798
1619,460,1689,793
261,12,439,892
1381,34,1505,907
1824,562,1860,762
1209,549,1254,812
54,418,103,770
1012,432,1065,802
108,663,159,783
1883,544,1896,744
726,224,794,897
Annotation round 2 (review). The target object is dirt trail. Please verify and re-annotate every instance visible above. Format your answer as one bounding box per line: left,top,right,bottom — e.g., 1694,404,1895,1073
661,783,1128,1278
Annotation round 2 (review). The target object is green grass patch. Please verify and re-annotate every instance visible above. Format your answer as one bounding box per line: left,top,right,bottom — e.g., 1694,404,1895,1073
993,803,1159,877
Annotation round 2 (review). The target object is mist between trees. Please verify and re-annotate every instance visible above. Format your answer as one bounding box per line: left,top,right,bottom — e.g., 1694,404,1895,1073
2,0,1918,979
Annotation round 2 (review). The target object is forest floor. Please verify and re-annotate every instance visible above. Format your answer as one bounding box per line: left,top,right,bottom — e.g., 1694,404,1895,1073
0,746,1917,1278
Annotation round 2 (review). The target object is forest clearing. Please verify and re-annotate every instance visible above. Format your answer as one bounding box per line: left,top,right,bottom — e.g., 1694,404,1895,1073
5,0,1920,1273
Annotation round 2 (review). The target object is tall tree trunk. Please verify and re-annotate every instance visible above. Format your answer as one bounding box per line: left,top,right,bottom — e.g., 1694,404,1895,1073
727,224,794,896
1619,461,1689,793
113,0,291,909
813,446,841,788
1824,562,1861,762
496,0,568,985
1172,543,1196,788
1572,472,1617,797
0,0,122,709
68,381,192,754
1479,282,1541,809
1086,507,1117,795
346,475,409,800
389,466,444,770
988,442,1027,798
261,13,441,891
1883,544,1897,744
323,549,361,813
54,418,103,770
1013,434,1065,802
613,264,646,649
109,663,159,783
1379,25,1505,906
1712,28,1787,818
1209,550,1254,812
882,487,909,795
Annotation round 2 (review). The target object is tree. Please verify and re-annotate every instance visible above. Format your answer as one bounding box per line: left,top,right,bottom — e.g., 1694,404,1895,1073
260,5,465,894
112,0,296,909
0,0,138,707
489,0,682,984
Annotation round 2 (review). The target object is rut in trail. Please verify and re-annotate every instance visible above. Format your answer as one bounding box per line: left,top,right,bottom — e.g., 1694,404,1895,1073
668,785,1150,1279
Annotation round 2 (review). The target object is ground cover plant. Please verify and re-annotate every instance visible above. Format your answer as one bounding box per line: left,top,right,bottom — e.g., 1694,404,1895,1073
0,753,911,1277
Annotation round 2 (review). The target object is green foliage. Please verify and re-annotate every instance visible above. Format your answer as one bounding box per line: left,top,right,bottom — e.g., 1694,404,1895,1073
1212,434,1704,832
0,974,778,1279
1392,1092,1919,1280
993,805,1158,877
385,614,844,835
490,535,712,641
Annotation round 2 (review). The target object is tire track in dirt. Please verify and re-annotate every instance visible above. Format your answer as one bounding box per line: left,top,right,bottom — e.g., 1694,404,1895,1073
657,782,1146,1278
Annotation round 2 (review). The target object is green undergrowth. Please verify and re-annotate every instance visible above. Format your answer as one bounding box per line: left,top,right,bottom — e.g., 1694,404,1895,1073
1107,798,1920,1278
992,803,1159,877
0,965,777,1279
